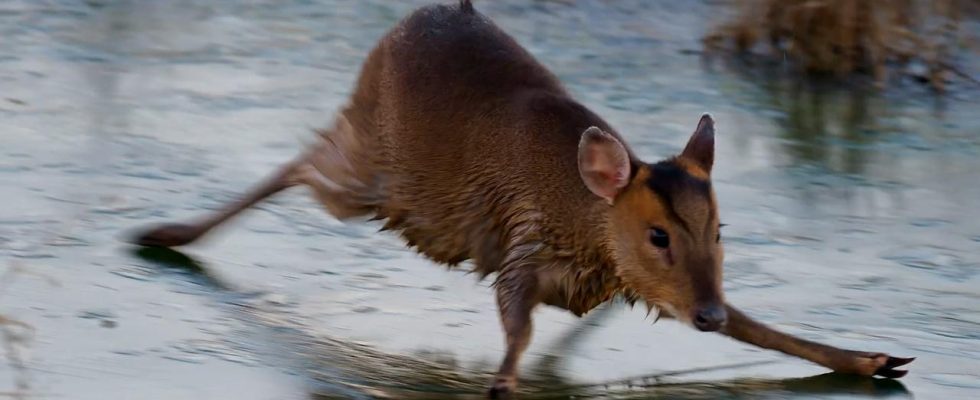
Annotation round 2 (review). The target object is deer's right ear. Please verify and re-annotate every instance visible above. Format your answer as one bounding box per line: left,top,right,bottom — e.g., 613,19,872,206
681,113,715,175
578,127,631,204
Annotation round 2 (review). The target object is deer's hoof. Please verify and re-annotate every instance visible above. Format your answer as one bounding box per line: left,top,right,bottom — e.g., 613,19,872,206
839,352,915,378
872,355,915,378
487,376,516,399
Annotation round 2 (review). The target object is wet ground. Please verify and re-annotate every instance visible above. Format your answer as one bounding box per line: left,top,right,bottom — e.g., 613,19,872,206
2,0,979,399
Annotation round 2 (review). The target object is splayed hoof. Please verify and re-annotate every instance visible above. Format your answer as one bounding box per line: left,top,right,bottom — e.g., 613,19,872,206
873,356,915,379
487,376,517,399
128,223,204,247
836,351,915,379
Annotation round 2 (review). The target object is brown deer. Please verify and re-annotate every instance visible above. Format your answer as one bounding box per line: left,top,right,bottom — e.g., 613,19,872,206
129,1,913,397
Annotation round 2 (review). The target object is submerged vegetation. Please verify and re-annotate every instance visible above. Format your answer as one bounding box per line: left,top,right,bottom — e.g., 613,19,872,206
704,0,979,92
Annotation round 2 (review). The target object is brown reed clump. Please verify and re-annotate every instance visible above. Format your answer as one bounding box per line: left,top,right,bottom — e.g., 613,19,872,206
703,0,978,92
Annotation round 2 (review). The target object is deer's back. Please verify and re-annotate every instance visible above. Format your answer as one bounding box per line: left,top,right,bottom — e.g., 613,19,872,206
323,3,622,289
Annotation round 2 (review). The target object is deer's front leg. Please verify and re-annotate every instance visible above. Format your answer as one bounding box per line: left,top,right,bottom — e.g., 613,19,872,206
721,304,914,378
488,270,540,399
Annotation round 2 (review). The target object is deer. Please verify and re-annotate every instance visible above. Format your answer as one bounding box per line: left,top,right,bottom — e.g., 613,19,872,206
128,1,913,397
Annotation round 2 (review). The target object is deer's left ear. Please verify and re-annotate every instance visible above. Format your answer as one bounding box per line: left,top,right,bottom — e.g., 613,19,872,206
681,114,715,174
578,127,631,204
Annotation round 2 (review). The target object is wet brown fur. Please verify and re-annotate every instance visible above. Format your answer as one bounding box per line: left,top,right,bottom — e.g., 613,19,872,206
308,2,645,316
130,1,913,396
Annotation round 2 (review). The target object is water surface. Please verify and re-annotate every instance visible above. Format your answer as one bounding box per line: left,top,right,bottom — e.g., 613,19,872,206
1,1,978,399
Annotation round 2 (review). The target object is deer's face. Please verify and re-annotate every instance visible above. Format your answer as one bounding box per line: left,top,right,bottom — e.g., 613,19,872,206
577,115,725,331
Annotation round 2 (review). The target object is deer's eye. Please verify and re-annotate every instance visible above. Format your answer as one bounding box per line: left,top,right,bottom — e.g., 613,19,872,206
649,228,670,248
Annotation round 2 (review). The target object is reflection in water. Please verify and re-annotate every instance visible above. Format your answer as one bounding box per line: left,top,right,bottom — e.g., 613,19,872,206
776,80,875,176
299,306,910,399
715,60,927,223
727,60,885,176
302,348,910,399
135,248,911,399
131,247,236,292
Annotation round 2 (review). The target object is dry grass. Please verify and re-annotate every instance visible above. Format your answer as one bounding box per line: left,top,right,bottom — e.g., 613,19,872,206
703,0,978,92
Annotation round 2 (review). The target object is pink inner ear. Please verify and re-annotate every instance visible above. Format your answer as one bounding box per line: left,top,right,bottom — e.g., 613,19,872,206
603,162,628,185
595,169,624,190
579,128,631,202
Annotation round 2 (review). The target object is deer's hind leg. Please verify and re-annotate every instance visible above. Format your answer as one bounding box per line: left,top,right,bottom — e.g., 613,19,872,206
130,159,306,247
130,113,379,247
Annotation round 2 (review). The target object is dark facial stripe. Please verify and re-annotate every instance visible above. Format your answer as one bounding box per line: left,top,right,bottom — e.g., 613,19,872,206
645,159,711,233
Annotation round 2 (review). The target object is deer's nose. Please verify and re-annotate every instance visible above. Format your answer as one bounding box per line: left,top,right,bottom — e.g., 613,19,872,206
693,304,727,332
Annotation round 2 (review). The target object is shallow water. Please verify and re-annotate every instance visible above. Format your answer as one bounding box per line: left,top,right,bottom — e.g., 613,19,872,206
1,0,979,399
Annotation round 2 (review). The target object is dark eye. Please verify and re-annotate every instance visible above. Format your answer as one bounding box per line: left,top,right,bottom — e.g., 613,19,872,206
649,228,670,248
717,223,727,243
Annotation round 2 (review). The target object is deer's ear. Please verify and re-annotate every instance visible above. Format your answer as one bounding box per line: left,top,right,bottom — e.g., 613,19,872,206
681,113,715,174
578,127,631,204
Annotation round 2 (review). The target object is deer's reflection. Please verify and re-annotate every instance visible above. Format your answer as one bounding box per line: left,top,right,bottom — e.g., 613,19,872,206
132,247,909,400
301,301,908,399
